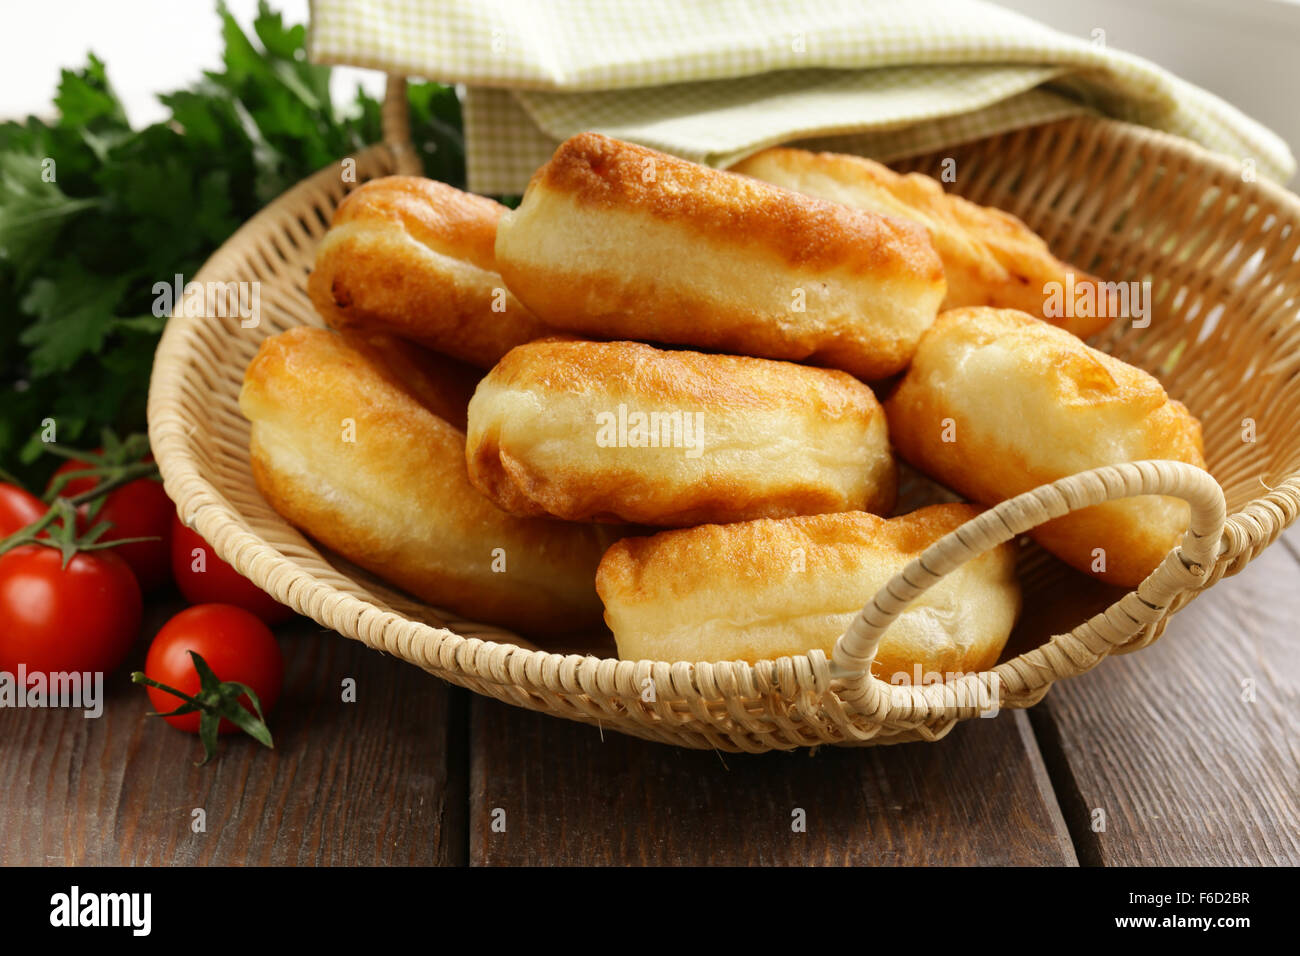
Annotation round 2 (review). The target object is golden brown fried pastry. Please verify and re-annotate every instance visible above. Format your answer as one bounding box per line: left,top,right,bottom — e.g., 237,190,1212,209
239,326,621,637
731,148,1111,338
884,308,1206,587
466,338,897,526
307,176,551,368
598,504,1020,677
334,328,481,431
494,133,946,380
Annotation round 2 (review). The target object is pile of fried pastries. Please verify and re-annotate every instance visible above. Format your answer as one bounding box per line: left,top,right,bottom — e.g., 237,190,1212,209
239,132,1205,680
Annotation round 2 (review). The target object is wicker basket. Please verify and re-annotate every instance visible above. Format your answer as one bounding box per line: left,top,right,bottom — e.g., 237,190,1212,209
147,76,1300,751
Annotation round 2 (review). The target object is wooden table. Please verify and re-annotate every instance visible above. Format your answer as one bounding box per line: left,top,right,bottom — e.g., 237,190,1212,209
3,528,1297,867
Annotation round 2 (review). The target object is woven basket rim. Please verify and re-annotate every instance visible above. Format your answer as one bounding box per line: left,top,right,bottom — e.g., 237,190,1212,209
146,116,1300,743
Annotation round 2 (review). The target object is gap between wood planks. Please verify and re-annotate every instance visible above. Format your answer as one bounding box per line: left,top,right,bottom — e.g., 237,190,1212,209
1025,524,1300,866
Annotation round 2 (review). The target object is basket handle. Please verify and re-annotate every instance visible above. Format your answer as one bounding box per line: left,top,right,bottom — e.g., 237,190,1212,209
828,460,1226,720
382,74,424,176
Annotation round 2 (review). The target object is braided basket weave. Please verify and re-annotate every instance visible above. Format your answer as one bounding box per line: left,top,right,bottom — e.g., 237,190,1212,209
147,77,1300,751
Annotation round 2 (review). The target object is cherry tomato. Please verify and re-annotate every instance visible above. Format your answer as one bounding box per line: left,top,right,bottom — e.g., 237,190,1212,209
49,458,174,592
143,604,284,734
49,454,120,499
0,544,142,677
169,515,292,624
0,484,47,538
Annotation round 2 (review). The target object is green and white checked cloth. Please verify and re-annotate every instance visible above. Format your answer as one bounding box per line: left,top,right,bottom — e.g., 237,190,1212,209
308,0,1295,195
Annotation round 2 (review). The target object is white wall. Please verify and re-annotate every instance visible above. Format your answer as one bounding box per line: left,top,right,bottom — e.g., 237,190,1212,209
0,0,383,126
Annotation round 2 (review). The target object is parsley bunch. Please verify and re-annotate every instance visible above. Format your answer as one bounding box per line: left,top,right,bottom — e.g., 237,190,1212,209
0,1,464,483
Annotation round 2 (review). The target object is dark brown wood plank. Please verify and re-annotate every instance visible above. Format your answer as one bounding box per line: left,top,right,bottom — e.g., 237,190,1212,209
468,697,1076,866
0,597,467,866
1030,525,1300,866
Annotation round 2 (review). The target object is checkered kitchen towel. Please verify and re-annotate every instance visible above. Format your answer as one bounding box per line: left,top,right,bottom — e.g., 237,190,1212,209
309,0,1295,195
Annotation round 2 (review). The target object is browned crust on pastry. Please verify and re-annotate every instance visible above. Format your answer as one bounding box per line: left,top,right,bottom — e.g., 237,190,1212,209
239,326,616,636
884,307,1206,586
490,268,927,379
335,329,481,431
470,443,896,527
536,133,944,276
482,336,880,411
731,147,1113,338
495,133,946,380
597,504,1019,675
601,503,982,582
330,175,505,267
465,338,897,526
306,176,551,367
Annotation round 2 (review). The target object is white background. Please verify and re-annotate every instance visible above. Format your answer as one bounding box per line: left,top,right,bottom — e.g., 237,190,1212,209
0,0,384,125
2,0,1298,183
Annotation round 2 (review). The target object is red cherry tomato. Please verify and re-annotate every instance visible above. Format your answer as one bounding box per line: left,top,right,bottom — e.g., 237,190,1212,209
49,458,174,592
0,484,47,537
0,544,142,677
169,514,292,624
143,604,284,734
